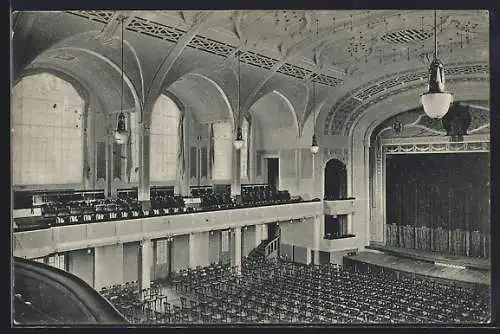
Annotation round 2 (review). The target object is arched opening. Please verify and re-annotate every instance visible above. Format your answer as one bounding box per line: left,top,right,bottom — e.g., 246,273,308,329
150,95,181,184
12,72,86,187
166,73,234,191
250,91,298,188
324,159,347,200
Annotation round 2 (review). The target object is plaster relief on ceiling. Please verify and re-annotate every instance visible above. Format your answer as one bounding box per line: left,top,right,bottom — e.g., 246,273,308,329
66,11,343,88
322,148,349,165
323,62,489,136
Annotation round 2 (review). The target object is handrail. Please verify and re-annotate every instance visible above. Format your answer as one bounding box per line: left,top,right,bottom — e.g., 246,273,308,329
265,236,280,257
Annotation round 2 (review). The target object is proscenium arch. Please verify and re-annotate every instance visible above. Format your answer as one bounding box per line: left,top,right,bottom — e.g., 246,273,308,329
350,79,490,145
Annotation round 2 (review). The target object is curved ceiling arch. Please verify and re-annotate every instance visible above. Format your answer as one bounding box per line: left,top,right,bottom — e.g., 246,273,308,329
43,30,145,103
349,80,490,146
166,72,234,127
26,47,140,115
322,61,489,136
249,90,299,134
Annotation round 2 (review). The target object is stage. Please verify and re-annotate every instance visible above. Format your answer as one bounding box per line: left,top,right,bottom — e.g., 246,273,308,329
344,248,490,287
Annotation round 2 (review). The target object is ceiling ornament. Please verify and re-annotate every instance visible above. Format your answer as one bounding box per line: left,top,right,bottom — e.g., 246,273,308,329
323,61,488,135
322,148,349,165
66,11,343,88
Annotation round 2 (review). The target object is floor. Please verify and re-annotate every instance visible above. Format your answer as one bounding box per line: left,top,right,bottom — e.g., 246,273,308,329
346,251,490,286
367,242,491,270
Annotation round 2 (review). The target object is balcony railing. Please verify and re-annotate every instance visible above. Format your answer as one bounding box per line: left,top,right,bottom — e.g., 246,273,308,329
323,197,357,215
13,201,323,259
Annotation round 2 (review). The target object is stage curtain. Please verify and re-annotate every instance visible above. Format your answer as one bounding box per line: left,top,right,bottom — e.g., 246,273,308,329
386,153,490,258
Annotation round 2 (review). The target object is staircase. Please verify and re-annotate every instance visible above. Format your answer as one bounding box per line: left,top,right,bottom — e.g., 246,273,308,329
249,236,280,259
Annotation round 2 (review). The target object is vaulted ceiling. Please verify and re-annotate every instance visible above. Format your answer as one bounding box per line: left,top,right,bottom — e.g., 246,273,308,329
11,10,490,137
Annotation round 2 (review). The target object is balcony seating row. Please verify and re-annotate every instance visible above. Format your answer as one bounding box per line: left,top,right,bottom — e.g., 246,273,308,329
241,185,292,206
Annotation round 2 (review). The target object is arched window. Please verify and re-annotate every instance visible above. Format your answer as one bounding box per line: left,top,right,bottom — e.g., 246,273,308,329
150,95,181,183
12,73,85,186
240,118,249,181
212,122,233,181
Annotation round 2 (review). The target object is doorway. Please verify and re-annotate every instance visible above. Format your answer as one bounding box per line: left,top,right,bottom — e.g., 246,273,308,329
324,159,347,200
266,158,279,189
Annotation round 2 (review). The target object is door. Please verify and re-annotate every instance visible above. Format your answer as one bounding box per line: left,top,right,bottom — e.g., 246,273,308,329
266,158,279,189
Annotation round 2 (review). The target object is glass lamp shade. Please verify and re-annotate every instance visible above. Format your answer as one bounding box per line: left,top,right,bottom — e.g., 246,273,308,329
234,126,243,150
114,130,129,145
310,134,319,154
420,92,453,119
234,139,243,150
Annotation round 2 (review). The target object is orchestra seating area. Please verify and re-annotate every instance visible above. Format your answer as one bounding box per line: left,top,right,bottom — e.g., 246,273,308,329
99,257,490,324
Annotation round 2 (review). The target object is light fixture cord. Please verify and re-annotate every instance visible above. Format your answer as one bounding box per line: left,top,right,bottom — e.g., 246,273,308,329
238,50,241,125
434,10,437,60
121,17,124,117
313,19,318,135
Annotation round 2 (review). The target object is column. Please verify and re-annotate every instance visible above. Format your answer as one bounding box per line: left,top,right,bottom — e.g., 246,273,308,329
139,239,153,299
313,215,321,265
347,215,353,235
231,147,241,196
138,122,151,210
306,247,312,265
255,224,262,248
189,232,210,268
261,224,268,241
232,227,242,275
105,119,113,198
94,244,124,291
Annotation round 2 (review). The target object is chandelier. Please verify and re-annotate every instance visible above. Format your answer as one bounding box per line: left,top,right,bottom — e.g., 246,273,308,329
420,10,453,119
234,50,244,150
310,19,320,155
114,16,129,145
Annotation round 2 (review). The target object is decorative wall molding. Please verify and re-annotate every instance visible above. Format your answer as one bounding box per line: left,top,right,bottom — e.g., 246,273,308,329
323,62,489,135
382,141,490,154
66,11,343,88
322,148,349,165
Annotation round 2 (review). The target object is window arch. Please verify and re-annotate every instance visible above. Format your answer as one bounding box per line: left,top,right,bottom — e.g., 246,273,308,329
12,73,85,186
150,95,181,183
240,118,249,181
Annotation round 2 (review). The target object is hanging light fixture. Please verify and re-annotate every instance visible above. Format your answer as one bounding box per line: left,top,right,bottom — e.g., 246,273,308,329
114,16,129,145
420,10,453,119
234,50,244,150
310,19,320,155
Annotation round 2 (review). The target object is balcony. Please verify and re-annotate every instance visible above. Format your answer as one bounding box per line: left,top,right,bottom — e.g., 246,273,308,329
323,197,357,215
13,200,322,259
320,235,359,251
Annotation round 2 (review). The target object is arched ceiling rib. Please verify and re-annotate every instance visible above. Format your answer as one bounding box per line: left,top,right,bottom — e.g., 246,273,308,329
166,72,233,126
250,90,298,132
13,10,489,138
27,47,139,114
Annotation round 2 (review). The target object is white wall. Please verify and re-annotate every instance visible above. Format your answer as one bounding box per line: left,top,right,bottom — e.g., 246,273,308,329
67,249,94,288
172,235,189,272
123,242,139,283
94,244,124,290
